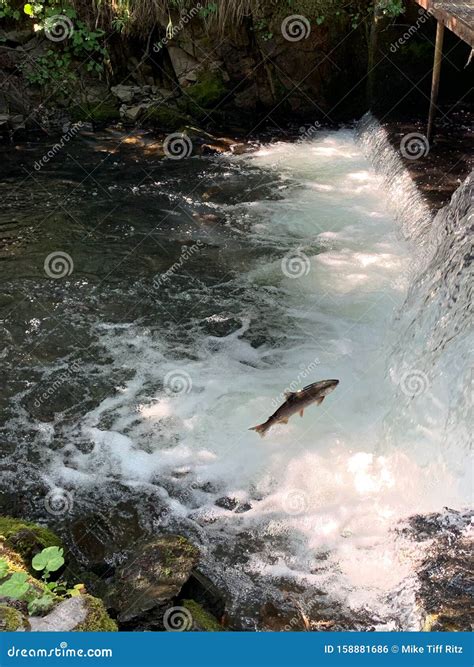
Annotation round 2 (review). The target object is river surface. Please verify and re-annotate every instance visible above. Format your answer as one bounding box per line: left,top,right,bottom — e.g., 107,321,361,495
0,124,471,629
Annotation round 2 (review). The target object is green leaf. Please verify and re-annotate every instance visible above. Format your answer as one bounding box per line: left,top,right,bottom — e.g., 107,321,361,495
23,3,34,16
31,546,64,574
0,558,9,578
0,572,30,599
27,594,55,616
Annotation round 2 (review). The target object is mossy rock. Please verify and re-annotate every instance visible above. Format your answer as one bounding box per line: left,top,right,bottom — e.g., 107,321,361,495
70,104,120,123
187,72,227,109
0,604,29,632
183,599,224,631
75,595,118,632
0,516,62,565
143,105,190,130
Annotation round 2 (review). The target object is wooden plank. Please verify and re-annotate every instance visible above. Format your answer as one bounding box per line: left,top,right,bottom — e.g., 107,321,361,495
427,21,445,141
415,0,474,47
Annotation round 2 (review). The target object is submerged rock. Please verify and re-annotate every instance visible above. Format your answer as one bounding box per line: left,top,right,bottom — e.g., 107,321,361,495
400,508,473,631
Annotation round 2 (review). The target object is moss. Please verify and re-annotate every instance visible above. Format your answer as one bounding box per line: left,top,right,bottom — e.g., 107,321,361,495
75,595,117,632
70,104,120,123
0,604,29,631
186,72,227,109
0,516,62,565
183,600,224,631
143,105,189,130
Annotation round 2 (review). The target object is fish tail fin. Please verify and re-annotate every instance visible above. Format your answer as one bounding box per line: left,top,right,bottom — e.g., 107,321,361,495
249,421,268,438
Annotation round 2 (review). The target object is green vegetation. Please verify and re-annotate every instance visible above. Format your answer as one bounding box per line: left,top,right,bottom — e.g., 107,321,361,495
183,599,224,631
0,544,78,615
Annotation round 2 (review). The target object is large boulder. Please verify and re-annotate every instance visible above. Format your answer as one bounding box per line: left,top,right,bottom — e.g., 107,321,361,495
109,534,199,626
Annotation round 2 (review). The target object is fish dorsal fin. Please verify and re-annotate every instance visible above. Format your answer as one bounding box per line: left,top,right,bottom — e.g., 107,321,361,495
284,391,297,400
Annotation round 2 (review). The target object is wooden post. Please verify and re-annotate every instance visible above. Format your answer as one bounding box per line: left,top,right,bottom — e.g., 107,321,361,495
427,20,445,142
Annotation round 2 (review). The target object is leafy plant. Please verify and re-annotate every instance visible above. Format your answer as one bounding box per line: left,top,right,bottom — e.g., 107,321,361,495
31,546,65,579
0,547,82,616
0,572,30,599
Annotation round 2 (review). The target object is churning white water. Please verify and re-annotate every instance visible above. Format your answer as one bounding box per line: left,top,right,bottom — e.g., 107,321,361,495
43,126,471,626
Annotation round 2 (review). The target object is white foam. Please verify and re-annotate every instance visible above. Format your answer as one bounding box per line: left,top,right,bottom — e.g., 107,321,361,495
45,130,469,623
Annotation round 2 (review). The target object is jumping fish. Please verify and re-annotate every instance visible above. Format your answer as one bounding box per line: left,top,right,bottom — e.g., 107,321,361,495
249,379,339,437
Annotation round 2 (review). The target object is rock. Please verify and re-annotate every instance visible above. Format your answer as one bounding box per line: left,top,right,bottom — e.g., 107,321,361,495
122,105,146,122
235,502,252,514
151,87,176,100
110,534,199,625
0,516,62,565
2,29,33,46
28,595,117,632
215,497,238,511
399,509,473,631
28,597,87,632
110,85,135,104
168,46,200,86
68,505,149,570
0,604,29,631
